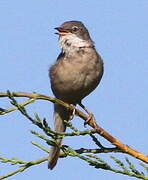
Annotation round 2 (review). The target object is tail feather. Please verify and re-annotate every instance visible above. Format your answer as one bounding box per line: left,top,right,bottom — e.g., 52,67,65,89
48,103,70,169
48,141,61,170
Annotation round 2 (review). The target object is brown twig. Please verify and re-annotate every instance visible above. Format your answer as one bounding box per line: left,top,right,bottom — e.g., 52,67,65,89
0,91,148,164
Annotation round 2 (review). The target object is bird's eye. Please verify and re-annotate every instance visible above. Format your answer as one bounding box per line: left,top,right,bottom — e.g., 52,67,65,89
72,26,79,32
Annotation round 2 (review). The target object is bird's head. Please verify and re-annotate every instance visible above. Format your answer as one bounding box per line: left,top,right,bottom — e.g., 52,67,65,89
55,21,91,41
54,21,94,53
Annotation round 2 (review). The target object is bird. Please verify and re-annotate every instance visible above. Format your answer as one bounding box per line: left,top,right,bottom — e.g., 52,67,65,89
48,20,104,169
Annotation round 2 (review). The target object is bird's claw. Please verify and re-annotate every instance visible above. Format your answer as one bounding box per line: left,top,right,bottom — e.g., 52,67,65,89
84,112,94,126
69,104,76,120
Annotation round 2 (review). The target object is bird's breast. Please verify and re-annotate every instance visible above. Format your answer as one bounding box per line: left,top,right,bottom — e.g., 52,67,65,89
50,48,103,103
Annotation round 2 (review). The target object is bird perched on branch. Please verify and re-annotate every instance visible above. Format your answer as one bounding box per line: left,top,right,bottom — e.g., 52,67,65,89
48,20,104,169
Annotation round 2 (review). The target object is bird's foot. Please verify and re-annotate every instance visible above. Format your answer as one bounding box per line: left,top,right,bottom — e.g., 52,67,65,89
78,102,95,126
84,111,95,126
69,104,76,120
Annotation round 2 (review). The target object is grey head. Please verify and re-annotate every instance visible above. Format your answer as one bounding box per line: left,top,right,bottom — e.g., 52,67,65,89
55,21,94,52
55,21,91,41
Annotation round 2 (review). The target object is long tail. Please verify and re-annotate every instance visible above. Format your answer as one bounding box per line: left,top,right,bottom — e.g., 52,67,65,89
48,103,70,170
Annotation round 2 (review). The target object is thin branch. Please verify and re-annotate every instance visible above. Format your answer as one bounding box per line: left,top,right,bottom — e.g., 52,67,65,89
62,147,148,180
0,157,48,180
31,140,122,156
0,98,35,115
0,91,148,164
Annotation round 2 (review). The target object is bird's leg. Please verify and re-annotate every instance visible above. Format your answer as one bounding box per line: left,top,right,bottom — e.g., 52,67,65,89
69,104,76,120
78,102,94,126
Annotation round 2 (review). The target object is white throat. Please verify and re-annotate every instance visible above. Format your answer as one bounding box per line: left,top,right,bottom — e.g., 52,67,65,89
58,33,93,55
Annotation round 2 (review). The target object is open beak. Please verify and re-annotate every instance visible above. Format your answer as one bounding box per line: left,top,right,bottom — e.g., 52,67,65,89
54,27,70,36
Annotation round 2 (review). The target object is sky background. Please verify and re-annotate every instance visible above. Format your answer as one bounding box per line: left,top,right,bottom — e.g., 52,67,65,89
0,0,148,180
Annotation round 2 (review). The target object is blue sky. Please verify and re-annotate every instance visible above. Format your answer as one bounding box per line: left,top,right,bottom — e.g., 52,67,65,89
0,0,148,179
